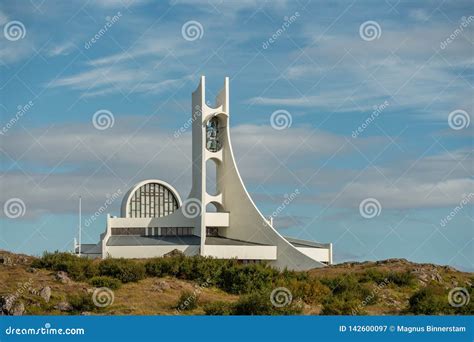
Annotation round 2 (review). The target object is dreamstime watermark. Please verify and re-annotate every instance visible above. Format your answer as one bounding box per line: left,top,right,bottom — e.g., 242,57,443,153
270,287,292,307
448,109,470,130
174,105,202,138
265,189,300,226
270,109,292,130
352,278,390,315
92,287,114,308
3,198,26,219
0,101,34,135
448,287,470,308
359,20,382,41
84,189,122,227
174,279,211,314
440,16,474,50
182,198,202,218
359,198,382,219
84,12,122,49
92,109,115,130
352,100,389,138
439,193,473,228
5,323,85,336
262,12,300,50
3,20,26,41
181,20,204,41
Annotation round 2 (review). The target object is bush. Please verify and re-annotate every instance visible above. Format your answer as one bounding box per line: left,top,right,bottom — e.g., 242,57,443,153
360,269,390,283
319,275,379,315
67,293,97,313
32,251,98,281
98,258,145,283
233,291,302,315
407,286,448,314
387,271,415,287
321,297,365,315
175,291,198,311
288,277,331,304
89,276,122,290
218,263,279,294
203,301,233,315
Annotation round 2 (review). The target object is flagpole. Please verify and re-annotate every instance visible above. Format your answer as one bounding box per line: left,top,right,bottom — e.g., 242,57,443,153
78,196,82,256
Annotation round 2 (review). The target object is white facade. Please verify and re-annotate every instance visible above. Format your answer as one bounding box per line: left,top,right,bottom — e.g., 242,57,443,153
76,77,332,270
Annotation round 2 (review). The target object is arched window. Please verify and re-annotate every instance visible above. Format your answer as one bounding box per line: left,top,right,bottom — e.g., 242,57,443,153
128,182,179,218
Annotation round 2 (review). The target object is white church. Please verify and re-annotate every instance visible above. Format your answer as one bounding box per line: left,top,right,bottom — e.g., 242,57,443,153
76,77,332,270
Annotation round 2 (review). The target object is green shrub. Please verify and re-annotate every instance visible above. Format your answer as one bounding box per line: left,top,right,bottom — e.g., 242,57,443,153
145,256,283,295
321,296,365,315
360,269,390,283
319,275,379,315
288,277,331,304
98,258,145,283
233,291,302,315
67,292,97,313
218,263,279,294
320,275,360,295
145,257,182,278
175,290,198,311
203,301,233,315
32,251,98,281
89,276,122,290
387,271,415,287
407,286,449,314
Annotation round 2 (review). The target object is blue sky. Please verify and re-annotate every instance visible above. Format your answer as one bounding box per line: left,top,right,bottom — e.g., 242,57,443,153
0,0,472,270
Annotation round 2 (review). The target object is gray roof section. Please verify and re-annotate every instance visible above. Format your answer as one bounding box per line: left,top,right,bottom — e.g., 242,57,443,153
107,235,200,246
76,243,102,254
106,235,272,247
284,236,331,249
205,236,271,246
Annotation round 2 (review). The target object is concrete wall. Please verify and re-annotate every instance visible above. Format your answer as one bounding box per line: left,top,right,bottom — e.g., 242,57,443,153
295,247,330,263
203,245,277,260
105,245,200,258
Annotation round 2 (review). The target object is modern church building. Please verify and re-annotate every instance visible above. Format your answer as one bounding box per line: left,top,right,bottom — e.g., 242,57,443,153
76,77,332,270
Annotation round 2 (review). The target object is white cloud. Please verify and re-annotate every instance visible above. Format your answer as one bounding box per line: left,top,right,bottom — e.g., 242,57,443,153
409,9,430,22
0,10,8,25
0,120,377,217
250,21,473,119
47,42,76,57
310,149,473,209
92,0,150,8
3,118,468,217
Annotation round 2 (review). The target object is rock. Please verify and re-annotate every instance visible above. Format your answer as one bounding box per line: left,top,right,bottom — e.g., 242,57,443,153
0,295,15,314
432,273,442,282
56,271,71,284
163,249,185,258
26,267,38,273
151,280,172,292
11,302,25,316
169,282,181,290
0,255,13,266
55,302,73,312
39,286,51,303
81,311,92,315
157,280,171,290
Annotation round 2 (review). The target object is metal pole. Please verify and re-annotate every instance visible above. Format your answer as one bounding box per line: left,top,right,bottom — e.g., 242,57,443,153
78,196,82,256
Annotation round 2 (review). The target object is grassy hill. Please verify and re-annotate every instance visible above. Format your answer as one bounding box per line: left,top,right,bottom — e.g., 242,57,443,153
0,250,472,316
